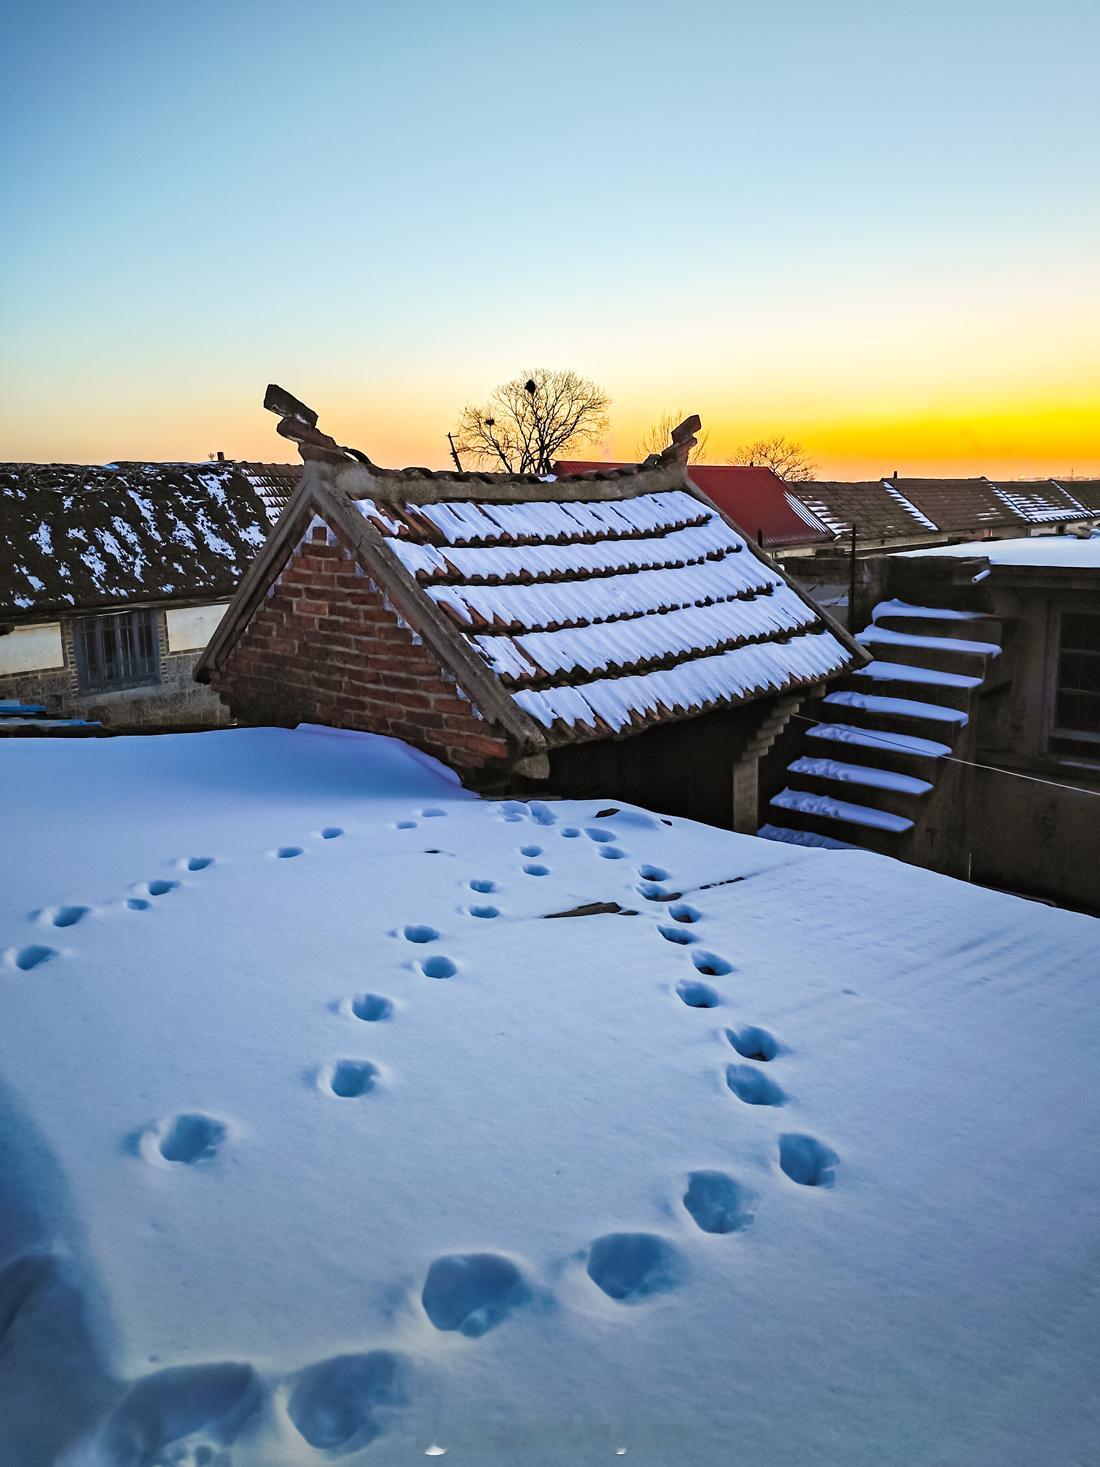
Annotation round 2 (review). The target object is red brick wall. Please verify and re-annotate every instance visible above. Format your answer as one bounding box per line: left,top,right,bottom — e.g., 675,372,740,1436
210,523,513,770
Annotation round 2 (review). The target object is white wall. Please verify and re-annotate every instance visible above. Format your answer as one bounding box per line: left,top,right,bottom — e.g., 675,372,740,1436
0,623,65,674
166,603,228,653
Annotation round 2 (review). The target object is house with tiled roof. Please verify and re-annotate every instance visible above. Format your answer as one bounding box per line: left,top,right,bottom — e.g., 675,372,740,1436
0,459,297,729
197,389,864,828
556,460,833,552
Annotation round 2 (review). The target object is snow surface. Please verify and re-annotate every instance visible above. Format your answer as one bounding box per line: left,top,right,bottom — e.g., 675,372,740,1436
1,726,1099,1466
900,535,1100,569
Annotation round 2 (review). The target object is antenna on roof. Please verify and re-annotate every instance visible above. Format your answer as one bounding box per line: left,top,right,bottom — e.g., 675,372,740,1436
447,432,464,473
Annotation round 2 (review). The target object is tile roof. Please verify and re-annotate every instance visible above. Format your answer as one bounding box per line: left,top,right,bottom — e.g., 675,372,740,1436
556,461,834,549
889,477,1020,532
0,461,289,619
1054,480,1100,514
791,481,934,539
201,389,862,755
988,479,1089,523
359,486,852,741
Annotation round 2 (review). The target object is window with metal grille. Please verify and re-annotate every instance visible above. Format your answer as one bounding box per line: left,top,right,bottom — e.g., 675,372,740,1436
74,610,161,693
1051,610,1100,757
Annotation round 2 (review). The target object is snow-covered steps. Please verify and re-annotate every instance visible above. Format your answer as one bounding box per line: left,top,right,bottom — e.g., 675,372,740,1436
823,690,968,745
789,756,932,798
854,659,980,691
768,787,914,854
850,659,980,713
857,624,1001,681
756,822,858,851
804,721,951,782
871,599,992,624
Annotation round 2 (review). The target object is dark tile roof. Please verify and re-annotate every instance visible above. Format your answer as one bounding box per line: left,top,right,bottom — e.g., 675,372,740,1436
0,461,291,619
1055,480,1100,514
791,481,935,539
556,461,834,549
987,479,1090,523
889,477,1019,532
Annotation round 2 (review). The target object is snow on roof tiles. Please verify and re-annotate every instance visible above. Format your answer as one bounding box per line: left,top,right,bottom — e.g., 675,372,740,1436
359,489,852,737
1,462,295,618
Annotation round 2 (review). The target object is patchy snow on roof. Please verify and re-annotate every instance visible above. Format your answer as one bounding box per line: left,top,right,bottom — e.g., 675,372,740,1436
360,490,851,737
0,462,287,617
1,725,1098,1465
900,535,1100,570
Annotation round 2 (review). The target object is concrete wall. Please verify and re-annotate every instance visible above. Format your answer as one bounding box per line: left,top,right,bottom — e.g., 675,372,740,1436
0,607,230,728
0,623,65,675
970,765,1100,913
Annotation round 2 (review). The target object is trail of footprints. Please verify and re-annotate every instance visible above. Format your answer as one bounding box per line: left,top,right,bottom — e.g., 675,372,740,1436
2,797,841,1459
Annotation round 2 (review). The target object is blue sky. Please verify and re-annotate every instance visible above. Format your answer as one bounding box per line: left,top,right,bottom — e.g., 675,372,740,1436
2,0,1098,474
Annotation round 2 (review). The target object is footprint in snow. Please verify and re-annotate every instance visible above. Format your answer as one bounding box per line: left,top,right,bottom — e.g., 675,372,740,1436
683,1172,754,1234
527,801,557,826
287,1350,411,1454
637,865,669,882
668,902,701,924
351,994,394,1022
419,955,458,979
395,820,417,830
466,904,500,920
658,924,697,946
140,1113,228,1166
726,1025,779,1061
135,878,181,897
319,827,345,840
559,827,581,838
779,1134,838,1188
585,1233,683,1303
519,844,542,857
98,1361,263,1466
522,863,550,877
421,808,447,818
691,950,733,977
273,847,303,860
725,1065,786,1107
598,847,626,860
4,944,59,972
37,904,91,929
180,856,215,872
469,878,498,894
676,979,720,1008
322,1061,380,1098
402,924,439,944
421,1252,531,1337
584,827,617,844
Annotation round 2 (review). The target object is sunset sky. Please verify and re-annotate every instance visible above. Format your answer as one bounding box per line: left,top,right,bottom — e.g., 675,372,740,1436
3,0,1098,478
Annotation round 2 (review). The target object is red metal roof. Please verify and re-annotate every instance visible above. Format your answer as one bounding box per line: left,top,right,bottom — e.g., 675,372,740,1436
555,461,834,549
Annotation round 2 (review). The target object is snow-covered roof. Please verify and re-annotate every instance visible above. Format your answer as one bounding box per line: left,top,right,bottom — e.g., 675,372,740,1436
361,487,852,737
787,476,1095,540
0,462,296,618
900,534,1100,569
201,392,861,752
1,724,1097,1464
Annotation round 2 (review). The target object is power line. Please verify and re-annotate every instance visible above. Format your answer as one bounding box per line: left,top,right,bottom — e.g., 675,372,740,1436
787,712,1100,800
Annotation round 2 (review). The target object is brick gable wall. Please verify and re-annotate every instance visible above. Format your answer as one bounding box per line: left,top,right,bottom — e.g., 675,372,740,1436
209,523,512,771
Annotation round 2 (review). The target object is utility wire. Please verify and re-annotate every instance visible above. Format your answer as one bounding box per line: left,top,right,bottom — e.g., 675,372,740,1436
787,711,1100,800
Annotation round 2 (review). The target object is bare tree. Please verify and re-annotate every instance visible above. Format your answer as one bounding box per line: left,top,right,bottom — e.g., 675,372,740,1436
637,411,710,465
732,434,817,482
452,369,610,475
